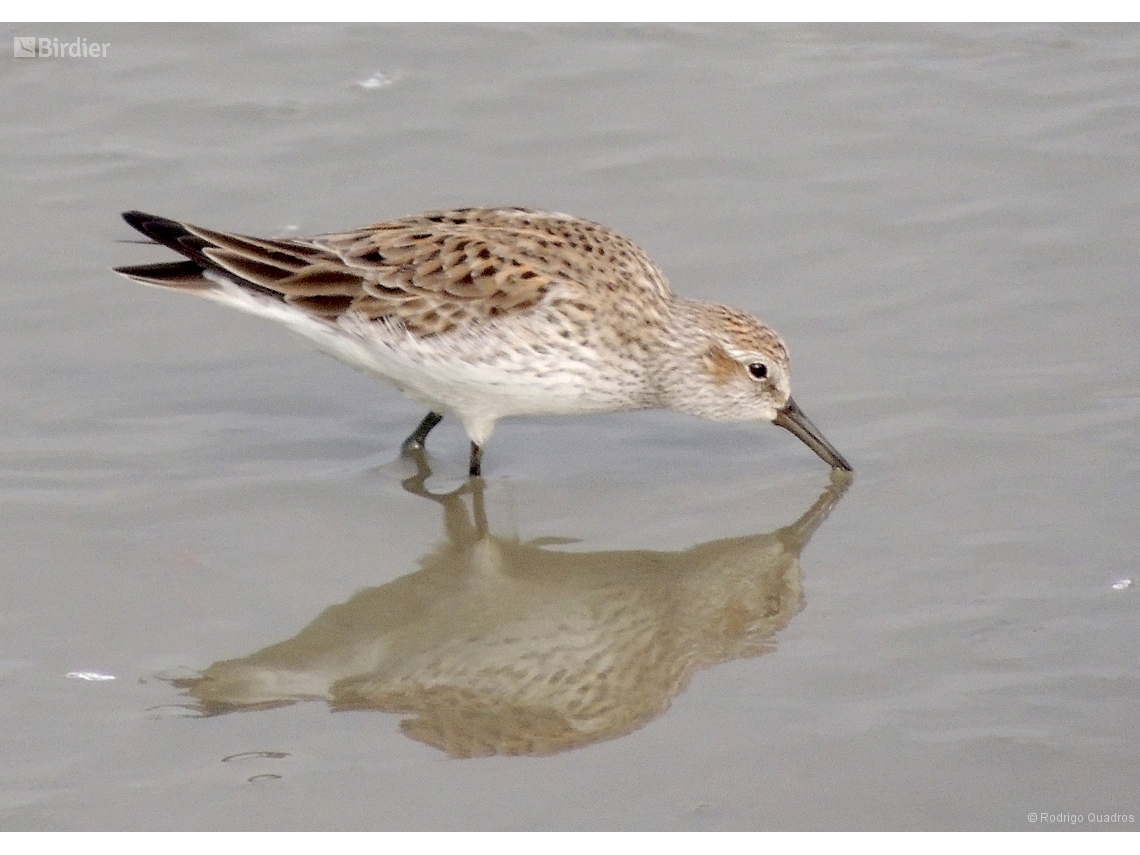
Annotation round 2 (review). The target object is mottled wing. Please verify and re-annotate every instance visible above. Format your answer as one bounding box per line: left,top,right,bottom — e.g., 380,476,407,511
116,208,673,339
315,209,562,337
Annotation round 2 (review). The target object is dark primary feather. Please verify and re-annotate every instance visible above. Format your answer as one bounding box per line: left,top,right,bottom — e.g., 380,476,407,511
114,211,309,303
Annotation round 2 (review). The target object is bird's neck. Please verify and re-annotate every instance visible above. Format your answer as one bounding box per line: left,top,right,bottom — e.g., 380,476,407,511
649,298,724,414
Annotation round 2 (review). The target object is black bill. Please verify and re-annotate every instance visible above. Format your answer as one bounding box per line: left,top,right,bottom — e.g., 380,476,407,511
774,397,853,472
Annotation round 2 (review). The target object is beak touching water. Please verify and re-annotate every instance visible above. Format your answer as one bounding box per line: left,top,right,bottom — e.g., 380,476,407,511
774,397,853,472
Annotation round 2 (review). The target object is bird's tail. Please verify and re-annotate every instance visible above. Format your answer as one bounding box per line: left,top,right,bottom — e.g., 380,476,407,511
112,211,216,292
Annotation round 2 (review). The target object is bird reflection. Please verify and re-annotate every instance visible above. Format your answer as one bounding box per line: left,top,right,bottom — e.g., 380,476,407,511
175,452,850,758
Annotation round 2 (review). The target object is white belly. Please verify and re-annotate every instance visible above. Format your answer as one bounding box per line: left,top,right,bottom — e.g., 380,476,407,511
201,271,651,445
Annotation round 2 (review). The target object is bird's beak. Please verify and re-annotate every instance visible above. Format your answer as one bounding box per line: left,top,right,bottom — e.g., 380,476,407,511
774,397,853,472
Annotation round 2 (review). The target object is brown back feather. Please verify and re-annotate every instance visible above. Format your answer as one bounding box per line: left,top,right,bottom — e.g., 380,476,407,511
122,208,673,339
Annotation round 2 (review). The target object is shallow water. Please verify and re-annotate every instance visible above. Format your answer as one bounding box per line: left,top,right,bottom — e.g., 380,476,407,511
1,23,1138,830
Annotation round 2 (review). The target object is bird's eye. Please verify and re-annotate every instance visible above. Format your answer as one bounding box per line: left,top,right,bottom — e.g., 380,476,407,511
748,362,768,380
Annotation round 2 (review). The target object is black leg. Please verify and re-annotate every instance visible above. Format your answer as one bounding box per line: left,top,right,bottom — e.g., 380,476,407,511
468,442,483,478
400,411,444,454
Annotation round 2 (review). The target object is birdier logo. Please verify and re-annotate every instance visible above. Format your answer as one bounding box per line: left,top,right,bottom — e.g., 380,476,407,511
13,37,110,58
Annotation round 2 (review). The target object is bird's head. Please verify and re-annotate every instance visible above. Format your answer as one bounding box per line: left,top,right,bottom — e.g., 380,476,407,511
661,301,852,472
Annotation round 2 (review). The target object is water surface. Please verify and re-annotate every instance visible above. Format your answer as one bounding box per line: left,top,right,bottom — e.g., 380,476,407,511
1,23,1137,830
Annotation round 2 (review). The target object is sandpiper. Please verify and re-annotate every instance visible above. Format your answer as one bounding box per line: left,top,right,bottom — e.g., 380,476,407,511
115,208,852,476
